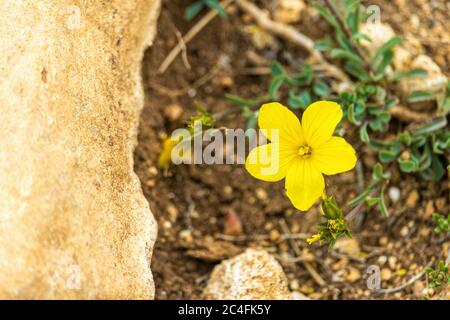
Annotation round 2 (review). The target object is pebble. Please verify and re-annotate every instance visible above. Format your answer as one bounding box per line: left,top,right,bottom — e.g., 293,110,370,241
166,204,179,223
179,229,193,244
345,267,361,282
377,255,387,265
379,236,389,246
289,279,300,291
388,187,401,203
223,185,233,195
269,229,281,241
148,166,158,176
162,220,172,229
388,256,397,269
221,76,234,87
400,226,409,237
163,104,183,121
381,268,392,280
406,190,419,208
255,188,268,201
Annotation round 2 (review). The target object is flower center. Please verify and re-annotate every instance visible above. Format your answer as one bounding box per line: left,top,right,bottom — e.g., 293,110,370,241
298,145,312,159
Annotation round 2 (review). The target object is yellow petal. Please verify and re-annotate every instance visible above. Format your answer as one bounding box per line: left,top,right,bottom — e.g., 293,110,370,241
301,101,343,147
245,143,296,182
258,102,305,147
312,136,357,175
285,159,325,211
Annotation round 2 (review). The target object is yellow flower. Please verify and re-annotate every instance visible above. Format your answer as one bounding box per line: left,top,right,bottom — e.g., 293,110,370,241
158,136,181,171
306,233,322,245
245,101,357,211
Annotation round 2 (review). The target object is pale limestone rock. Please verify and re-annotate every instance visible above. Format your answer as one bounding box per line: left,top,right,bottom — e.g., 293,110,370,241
0,0,160,299
397,55,448,110
360,22,396,54
203,249,291,300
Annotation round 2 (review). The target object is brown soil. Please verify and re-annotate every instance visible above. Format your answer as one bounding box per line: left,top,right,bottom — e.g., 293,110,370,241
135,0,450,299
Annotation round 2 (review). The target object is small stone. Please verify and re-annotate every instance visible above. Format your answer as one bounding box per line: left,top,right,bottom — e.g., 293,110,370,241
144,178,155,187
345,267,361,282
203,249,291,299
419,227,431,238
381,268,392,281
166,204,179,223
400,226,409,237
148,166,158,176
388,256,397,269
255,188,268,201
179,229,193,245
388,187,401,203
274,0,305,24
423,201,435,219
379,236,389,247
221,76,234,87
189,210,199,220
163,104,183,121
162,220,172,229
269,229,281,241
291,291,310,300
406,190,419,208
377,255,388,265
334,238,360,257
289,279,300,291
224,209,243,236
223,185,233,195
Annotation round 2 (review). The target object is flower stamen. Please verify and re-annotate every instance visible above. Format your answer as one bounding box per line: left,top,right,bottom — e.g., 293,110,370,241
298,145,312,159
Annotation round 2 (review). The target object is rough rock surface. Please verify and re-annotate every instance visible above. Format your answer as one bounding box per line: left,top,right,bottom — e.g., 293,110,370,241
0,0,160,299
203,249,291,300
397,55,447,109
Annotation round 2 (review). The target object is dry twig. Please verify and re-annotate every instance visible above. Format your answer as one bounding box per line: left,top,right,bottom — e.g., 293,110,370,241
279,219,327,287
158,0,233,74
372,261,433,294
235,0,352,88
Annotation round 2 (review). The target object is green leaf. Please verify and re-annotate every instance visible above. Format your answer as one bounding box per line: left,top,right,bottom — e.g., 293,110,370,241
368,118,383,131
412,117,447,136
313,81,331,97
388,68,428,82
348,181,379,208
185,1,205,20
379,149,399,163
347,103,362,125
314,4,341,31
268,76,284,99
371,36,403,66
398,158,419,173
270,61,285,77
336,32,354,52
407,91,435,103
420,152,445,181
345,0,361,33
315,36,335,52
374,50,394,78
225,94,262,107
204,0,227,17
366,197,379,207
360,122,370,143
399,132,412,146
331,48,364,65
378,185,389,218
344,61,371,82
373,162,391,180
289,90,311,109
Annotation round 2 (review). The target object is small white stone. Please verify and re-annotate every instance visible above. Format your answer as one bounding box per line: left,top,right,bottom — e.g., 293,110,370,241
388,187,401,203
